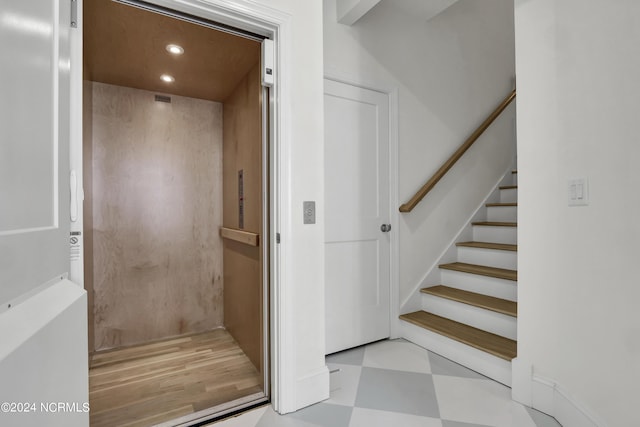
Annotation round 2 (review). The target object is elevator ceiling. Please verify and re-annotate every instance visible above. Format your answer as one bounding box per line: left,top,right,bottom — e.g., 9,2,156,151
84,0,261,102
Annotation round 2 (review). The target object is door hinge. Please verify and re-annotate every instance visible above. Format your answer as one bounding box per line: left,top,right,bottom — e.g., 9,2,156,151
70,0,78,28
276,233,280,244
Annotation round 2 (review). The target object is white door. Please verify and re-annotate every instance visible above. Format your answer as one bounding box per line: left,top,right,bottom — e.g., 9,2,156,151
0,2,87,426
0,0,71,303
324,79,391,354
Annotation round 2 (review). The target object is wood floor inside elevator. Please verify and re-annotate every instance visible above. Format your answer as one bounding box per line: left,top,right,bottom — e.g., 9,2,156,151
89,329,263,427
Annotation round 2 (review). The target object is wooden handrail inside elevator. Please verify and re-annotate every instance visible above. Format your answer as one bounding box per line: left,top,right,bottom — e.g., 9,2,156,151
220,227,260,247
399,89,516,213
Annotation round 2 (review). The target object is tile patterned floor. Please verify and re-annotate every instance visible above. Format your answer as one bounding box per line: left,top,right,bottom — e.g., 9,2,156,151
211,339,562,427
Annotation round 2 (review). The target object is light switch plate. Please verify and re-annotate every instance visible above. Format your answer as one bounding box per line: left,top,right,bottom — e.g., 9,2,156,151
568,177,589,206
303,201,315,224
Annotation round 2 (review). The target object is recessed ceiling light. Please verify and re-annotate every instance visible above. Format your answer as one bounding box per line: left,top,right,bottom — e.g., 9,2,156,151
160,74,175,83
166,44,184,55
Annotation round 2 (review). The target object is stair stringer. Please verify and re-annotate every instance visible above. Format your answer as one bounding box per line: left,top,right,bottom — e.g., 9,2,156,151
399,165,515,314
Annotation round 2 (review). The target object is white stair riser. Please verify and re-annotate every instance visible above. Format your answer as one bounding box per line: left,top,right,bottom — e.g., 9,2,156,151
440,270,517,301
473,225,517,244
421,294,517,340
457,247,517,270
512,173,518,186
500,188,518,203
401,321,512,386
487,206,517,222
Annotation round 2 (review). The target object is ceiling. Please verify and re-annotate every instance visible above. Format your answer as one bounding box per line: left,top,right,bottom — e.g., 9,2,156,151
84,0,261,102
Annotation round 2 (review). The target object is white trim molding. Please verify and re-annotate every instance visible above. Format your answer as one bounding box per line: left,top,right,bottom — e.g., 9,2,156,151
294,367,330,410
511,357,533,406
387,88,400,339
533,375,610,427
512,360,609,427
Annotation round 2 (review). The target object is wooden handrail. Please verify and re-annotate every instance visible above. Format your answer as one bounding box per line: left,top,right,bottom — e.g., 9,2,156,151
220,227,260,247
399,89,516,213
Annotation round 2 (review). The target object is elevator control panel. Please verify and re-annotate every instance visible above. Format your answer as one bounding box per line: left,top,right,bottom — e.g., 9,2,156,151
238,170,244,228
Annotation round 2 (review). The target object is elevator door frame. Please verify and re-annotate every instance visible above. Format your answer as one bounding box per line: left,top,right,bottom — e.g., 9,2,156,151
69,0,295,421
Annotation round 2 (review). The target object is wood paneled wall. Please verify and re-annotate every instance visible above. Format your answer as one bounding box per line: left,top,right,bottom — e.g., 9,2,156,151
222,63,263,373
89,82,224,351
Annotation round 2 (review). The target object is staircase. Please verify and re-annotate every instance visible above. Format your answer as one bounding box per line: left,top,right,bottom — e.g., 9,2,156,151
400,170,518,386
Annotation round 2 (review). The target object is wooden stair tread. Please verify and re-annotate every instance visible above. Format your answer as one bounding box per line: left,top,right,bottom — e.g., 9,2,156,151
400,311,517,361
485,202,517,207
471,221,517,227
499,185,517,190
439,262,517,281
421,285,517,317
456,241,517,251
512,170,517,174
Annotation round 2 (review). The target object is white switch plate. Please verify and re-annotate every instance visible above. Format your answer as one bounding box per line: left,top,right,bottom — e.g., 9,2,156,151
303,201,316,224
568,177,589,206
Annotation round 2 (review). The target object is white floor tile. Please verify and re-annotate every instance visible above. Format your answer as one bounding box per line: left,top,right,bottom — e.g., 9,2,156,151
433,376,536,427
355,367,439,417
349,407,443,427
325,363,362,407
286,403,352,427
362,340,432,373
211,340,544,427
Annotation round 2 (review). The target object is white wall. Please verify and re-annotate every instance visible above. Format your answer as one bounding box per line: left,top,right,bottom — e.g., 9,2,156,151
324,0,516,306
514,1,640,426
0,281,88,427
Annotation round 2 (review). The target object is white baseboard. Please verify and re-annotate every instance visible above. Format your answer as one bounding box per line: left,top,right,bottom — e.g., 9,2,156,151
511,357,532,406
534,375,610,427
294,366,330,411
512,363,609,427
531,375,555,415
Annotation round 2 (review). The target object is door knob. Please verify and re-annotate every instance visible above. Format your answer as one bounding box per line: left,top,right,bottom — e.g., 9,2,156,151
380,224,392,232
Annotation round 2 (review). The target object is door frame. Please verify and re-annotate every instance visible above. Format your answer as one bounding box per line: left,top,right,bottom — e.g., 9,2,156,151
69,0,296,415
323,72,400,340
